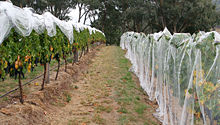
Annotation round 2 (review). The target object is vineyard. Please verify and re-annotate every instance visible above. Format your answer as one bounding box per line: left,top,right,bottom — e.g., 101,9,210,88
120,28,220,125
0,1,105,104
0,1,220,125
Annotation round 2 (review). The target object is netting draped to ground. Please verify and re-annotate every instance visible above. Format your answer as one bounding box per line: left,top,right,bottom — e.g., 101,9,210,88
120,28,220,125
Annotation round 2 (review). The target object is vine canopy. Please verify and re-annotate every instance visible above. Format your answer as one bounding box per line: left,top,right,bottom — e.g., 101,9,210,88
0,1,104,45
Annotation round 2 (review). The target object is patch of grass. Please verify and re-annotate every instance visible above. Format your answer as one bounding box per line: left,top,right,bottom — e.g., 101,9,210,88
103,76,108,79
104,92,110,97
68,120,77,125
107,79,113,84
144,122,150,125
23,87,30,94
64,92,71,103
0,81,17,90
119,115,128,125
120,89,128,96
67,58,73,63
144,120,158,125
51,101,66,107
92,114,105,124
0,88,6,93
105,107,113,113
102,99,113,104
74,85,79,89
136,96,140,100
117,107,128,114
95,105,113,113
120,73,132,82
128,114,138,122
135,103,148,115
117,96,133,105
119,58,128,64
0,60,58,100
112,47,160,124
2,97,8,101
28,65,44,79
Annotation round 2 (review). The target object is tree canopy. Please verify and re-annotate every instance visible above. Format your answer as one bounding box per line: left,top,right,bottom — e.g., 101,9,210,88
88,0,219,45
1,0,219,45
7,0,77,20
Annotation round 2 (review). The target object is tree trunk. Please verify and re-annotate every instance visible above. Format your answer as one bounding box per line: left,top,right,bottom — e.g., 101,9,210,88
18,72,24,104
78,5,81,22
64,58,67,72
72,48,76,66
84,45,87,55
137,22,141,33
83,11,89,24
80,47,84,59
41,64,47,90
174,24,177,33
55,61,60,80
78,4,83,23
158,0,166,29
76,50,78,62
102,2,106,33
20,3,23,8
45,63,50,84
86,43,89,54
133,20,136,32
73,49,79,65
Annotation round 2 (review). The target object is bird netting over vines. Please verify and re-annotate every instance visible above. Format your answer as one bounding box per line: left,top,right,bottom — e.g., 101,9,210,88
120,28,220,125
0,1,106,80
0,1,106,104
0,1,104,45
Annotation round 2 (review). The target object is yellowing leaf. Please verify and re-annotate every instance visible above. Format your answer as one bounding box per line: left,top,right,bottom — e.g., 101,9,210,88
15,61,19,69
4,61,8,68
34,82,39,86
196,112,201,118
28,63,31,72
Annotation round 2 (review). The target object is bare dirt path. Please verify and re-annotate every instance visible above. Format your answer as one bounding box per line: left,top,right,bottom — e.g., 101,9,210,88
48,46,160,125
0,46,161,125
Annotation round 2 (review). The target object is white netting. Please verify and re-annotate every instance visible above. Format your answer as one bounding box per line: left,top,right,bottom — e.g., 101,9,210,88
0,2,12,44
31,13,45,34
0,1,104,44
120,28,220,125
71,22,105,36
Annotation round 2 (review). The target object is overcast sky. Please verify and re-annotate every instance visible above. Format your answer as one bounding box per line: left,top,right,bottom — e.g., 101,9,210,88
68,6,97,25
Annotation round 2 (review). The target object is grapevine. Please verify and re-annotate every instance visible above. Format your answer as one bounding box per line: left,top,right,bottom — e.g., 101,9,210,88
0,26,105,104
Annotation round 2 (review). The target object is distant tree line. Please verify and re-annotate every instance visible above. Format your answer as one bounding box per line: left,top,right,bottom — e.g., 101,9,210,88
2,0,76,20
1,0,220,45
91,0,220,45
